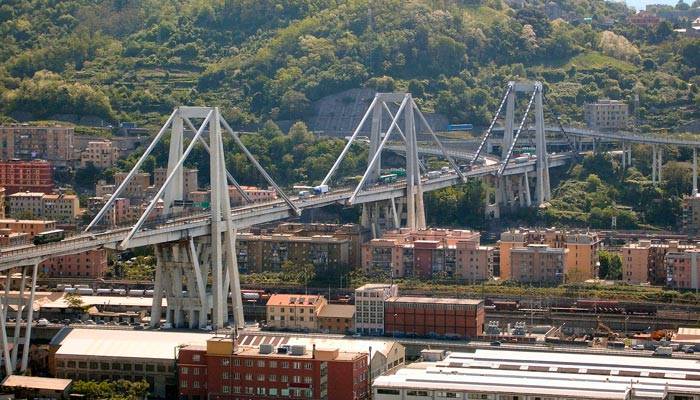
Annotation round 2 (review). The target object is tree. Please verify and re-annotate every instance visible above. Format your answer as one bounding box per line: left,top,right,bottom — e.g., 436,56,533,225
680,40,700,70
64,293,89,313
279,90,311,120
676,0,690,10
598,250,622,280
281,260,316,285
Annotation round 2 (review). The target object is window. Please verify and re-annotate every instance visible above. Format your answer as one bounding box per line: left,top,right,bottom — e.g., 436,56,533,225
257,387,266,395
180,380,188,388
181,367,189,374
193,368,199,375
192,354,201,362
269,388,278,396
257,360,265,368
304,362,313,370
293,376,302,383
304,376,313,384
222,371,230,379
407,390,429,396
193,381,200,389
269,361,277,368
222,385,230,394
282,362,289,369
245,360,254,367
245,373,253,381
269,374,277,382
257,374,265,381
281,375,289,383
221,358,230,366
293,362,302,369
378,388,400,395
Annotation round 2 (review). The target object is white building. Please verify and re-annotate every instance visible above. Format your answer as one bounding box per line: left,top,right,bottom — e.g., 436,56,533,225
373,349,700,400
354,283,398,335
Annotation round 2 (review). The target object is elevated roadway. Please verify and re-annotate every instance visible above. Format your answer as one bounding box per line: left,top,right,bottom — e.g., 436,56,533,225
0,154,571,269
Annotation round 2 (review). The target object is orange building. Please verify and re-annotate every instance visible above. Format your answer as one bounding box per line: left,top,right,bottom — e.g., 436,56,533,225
0,125,74,166
0,218,56,239
499,228,601,282
265,294,328,331
621,240,693,285
361,228,486,280
40,249,108,279
510,244,568,284
317,304,354,334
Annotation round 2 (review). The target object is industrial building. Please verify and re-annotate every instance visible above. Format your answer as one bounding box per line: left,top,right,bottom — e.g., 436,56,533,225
373,349,700,400
236,332,405,381
178,336,368,400
354,284,398,336
384,297,484,339
49,328,214,398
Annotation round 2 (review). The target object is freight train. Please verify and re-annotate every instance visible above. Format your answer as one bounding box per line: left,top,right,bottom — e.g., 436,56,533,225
488,299,659,316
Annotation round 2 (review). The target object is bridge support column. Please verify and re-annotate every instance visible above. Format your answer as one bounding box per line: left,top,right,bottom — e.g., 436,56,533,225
693,148,697,196
621,142,627,170
534,83,551,204
652,145,663,185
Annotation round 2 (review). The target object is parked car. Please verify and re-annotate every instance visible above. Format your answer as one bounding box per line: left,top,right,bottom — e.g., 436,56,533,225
36,318,49,327
490,341,501,347
632,344,645,350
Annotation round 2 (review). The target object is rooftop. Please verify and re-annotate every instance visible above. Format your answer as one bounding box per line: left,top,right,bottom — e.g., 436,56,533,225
386,296,482,306
1,375,72,392
43,295,166,309
266,294,324,307
53,327,214,360
317,304,355,319
355,283,396,291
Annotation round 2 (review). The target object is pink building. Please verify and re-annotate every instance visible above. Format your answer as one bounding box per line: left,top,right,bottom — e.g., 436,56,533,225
40,249,108,278
665,249,700,290
361,229,492,281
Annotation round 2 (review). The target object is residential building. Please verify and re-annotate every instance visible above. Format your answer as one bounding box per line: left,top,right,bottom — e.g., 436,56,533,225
0,125,74,166
0,228,29,247
354,284,398,336
584,99,630,130
8,191,44,218
454,241,495,282
272,223,365,268
629,11,661,27
153,167,198,195
0,159,53,194
237,233,350,273
511,244,567,284
0,186,4,218
317,304,354,334
178,337,369,400
80,140,120,168
40,249,108,278
41,193,80,223
50,328,214,398
622,240,693,285
230,185,277,206
236,332,405,382
265,294,328,331
665,249,700,290
373,349,700,400
384,297,484,339
0,218,56,239
682,194,700,234
499,228,601,282
361,229,484,279
8,192,80,223
110,172,151,198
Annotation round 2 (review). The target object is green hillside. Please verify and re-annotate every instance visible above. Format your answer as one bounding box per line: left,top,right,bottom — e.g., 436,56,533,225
0,0,697,131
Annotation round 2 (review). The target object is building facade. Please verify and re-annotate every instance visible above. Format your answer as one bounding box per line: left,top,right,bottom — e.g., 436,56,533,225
317,304,354,334
0,160,53,195
0,125,74,166
8,192,80,223
354,284,398,336
178,337,368,400
665,249,700,290
682,195,700,234
584,99,630,130
0,186,4,218
384,297,484,339
510,244,567,284
0,218,56,239
361,229,486,279
621,240,692,285
40,249,108,278
266,294,328,331
237,233,350,273
80,140,121,168
499,228,601,282
154,167,198,195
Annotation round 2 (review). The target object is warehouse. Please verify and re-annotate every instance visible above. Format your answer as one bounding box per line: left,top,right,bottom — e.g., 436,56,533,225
373,349,700,400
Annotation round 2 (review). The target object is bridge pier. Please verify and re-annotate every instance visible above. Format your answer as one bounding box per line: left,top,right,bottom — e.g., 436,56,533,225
694,148,698,196
652,145,663,185
0,261,40,375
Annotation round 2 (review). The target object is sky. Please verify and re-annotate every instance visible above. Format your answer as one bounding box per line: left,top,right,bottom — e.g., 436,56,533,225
623,0,682,11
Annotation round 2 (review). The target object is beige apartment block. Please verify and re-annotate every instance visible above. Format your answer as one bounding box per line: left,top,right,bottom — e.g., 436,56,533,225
265,294,327,331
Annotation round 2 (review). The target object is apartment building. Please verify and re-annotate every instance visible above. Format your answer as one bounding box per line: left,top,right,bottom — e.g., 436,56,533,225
621,240,693,285
0,228,29,247
317,304,355,334
230,185,277,206
0,218,56,239
237,232,350,273
0,125,74,166
8,192,80,223
266,294,328,331
682,194,700,234
361,229,486,279
510,244,568,284
499,228,601,282
153,167,198,195
178,337,368,400
384,297,484,339
665,249,700,290
0,159,53,194
354,284,398,336
113,172,151,198
584,99,630,130
40,249,108,278
80,140,120,168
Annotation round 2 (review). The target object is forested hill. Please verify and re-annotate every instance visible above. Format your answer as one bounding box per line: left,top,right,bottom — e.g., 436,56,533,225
0,0,698,131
